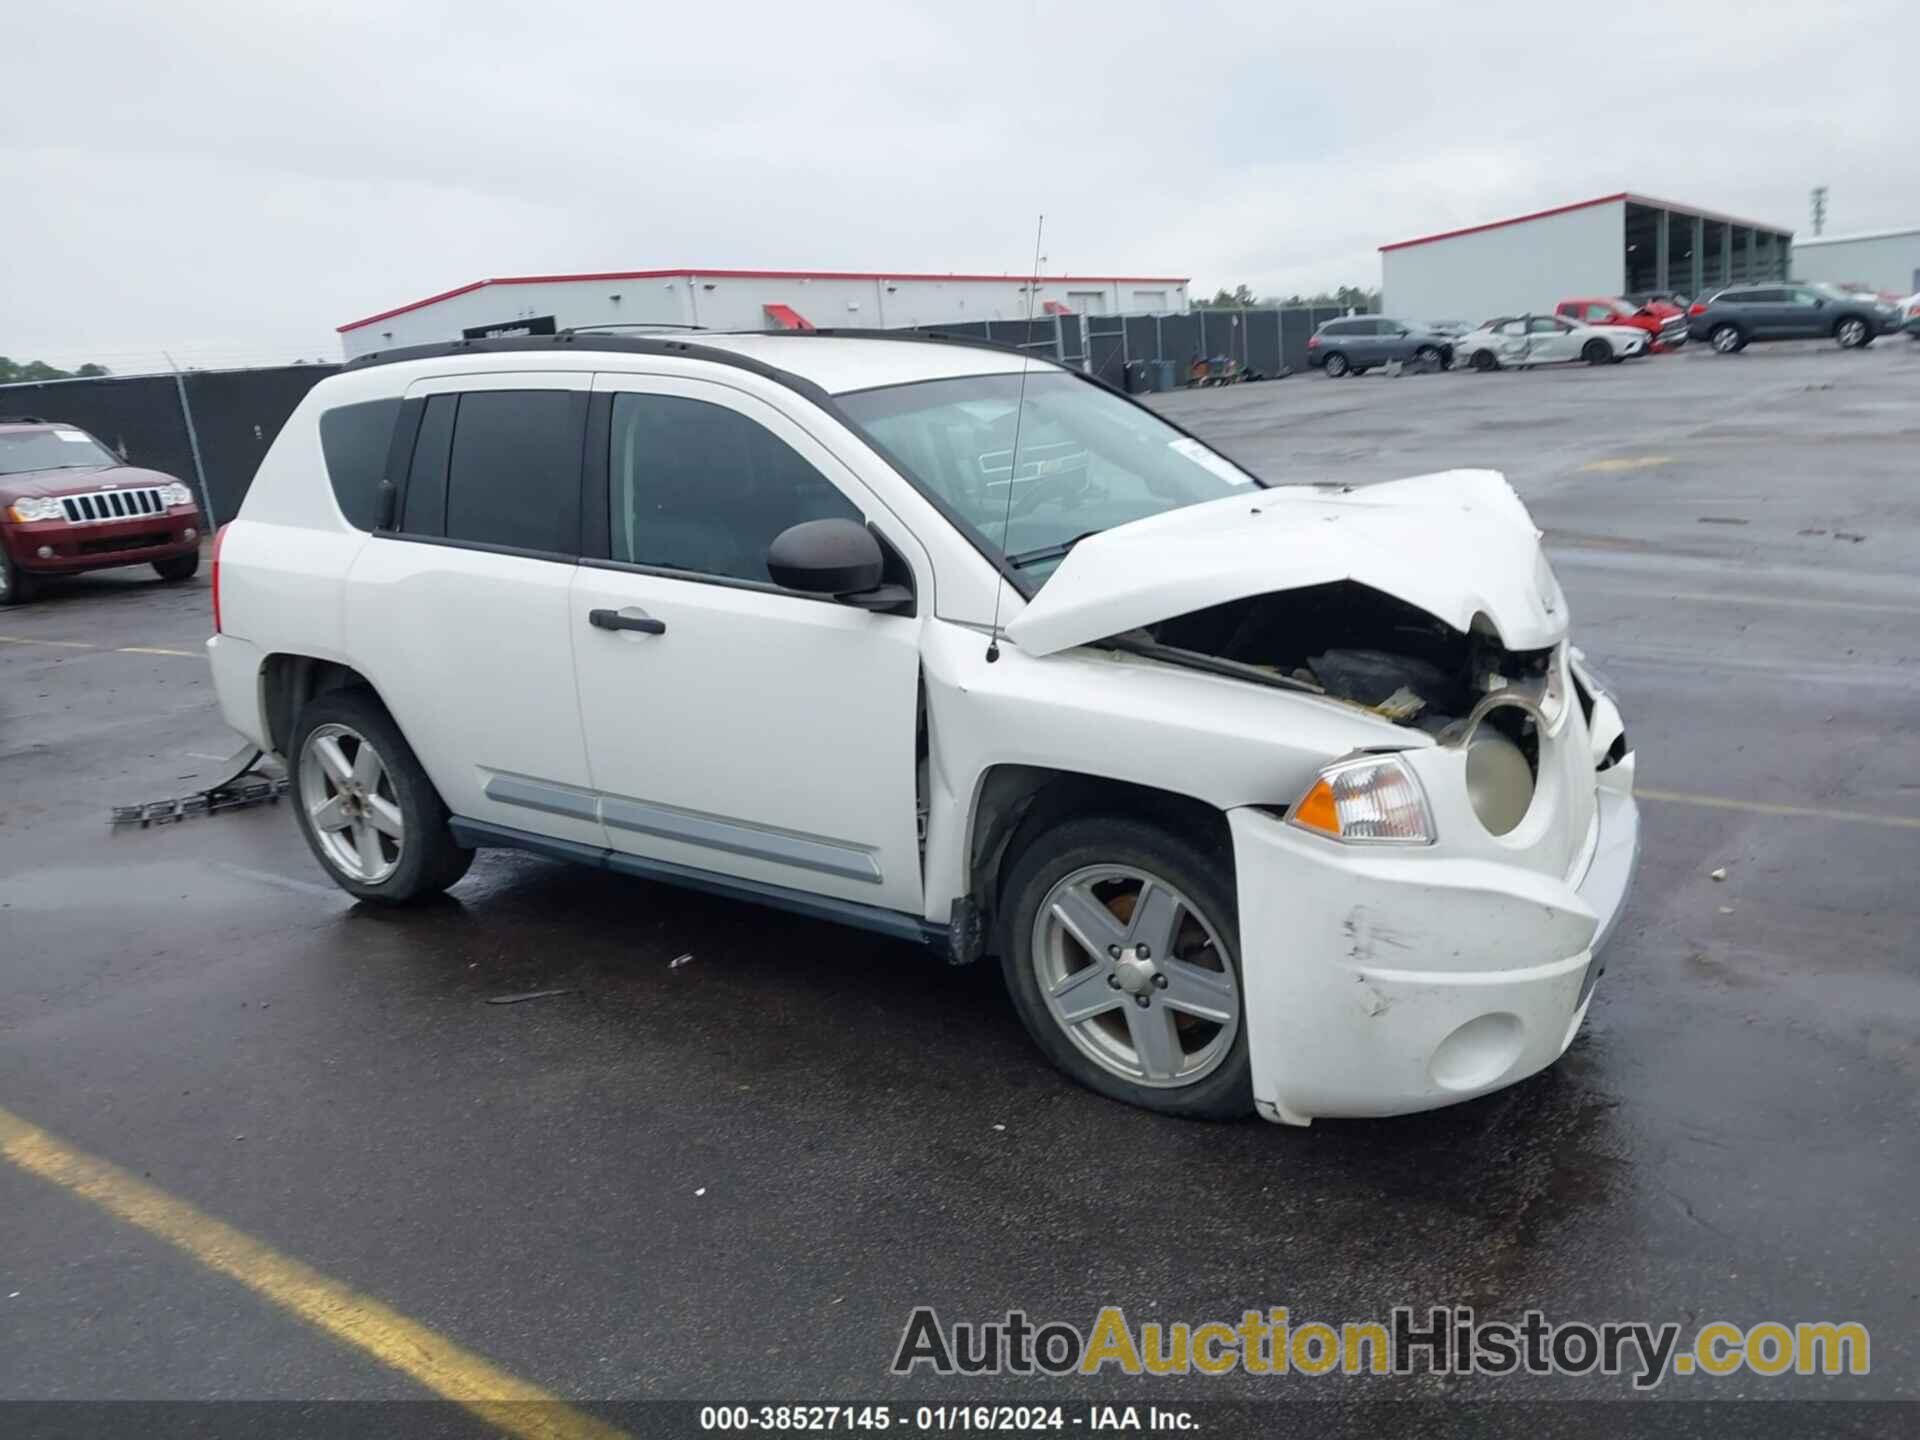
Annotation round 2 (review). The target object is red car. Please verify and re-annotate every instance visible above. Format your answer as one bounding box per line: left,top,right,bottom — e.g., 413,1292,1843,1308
0,416,204,606
1554,297,1689,352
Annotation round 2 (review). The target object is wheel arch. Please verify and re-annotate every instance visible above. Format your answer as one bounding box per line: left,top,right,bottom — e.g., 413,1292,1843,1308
261,653,383,757
961,765,1234,954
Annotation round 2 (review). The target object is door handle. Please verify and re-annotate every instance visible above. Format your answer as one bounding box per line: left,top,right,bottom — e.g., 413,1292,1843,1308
589,607,665,636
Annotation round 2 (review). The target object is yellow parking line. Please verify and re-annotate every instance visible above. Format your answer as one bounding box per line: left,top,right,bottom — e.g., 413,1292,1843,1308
0,635,200,658
0,1104,628,1440
0,634,96,649
1638,787,1920,831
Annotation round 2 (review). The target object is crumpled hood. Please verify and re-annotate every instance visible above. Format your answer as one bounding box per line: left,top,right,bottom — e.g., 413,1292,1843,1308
1005,468,1566,657
0,464,177,502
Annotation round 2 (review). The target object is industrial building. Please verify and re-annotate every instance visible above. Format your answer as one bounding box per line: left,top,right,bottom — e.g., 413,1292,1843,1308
336,267,1191,358
1788,227,1920,296
1380,193,1794,324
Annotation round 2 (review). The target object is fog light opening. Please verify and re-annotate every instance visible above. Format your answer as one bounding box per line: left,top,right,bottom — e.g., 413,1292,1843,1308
1429,1012,1525,1092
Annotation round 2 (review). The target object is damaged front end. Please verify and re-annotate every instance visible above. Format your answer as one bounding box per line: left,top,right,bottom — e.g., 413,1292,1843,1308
1106,580,1570,839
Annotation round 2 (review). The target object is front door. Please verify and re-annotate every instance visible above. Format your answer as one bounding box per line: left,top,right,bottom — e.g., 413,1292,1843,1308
569,374,928,916
1526,315,1580,362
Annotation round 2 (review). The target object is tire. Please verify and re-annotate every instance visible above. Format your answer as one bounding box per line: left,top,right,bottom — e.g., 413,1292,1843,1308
1834,316,1870,349
1414,345,1441,369
1709,323,1746,354
999,814,1252,1120
153,551,200,582
1582,339,1612,365
288,687,473,904
0,549,36,607
1322,351,1350,378
1469,349,1498,373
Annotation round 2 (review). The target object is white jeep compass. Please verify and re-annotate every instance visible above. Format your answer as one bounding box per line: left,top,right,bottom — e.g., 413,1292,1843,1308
207,331,1639,1125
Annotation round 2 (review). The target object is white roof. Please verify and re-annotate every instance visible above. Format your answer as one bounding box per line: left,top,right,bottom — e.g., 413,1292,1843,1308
1793,225,1920,247
690,334,1034,393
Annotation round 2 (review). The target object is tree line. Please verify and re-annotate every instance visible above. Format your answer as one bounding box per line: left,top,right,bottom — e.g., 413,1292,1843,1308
1193,284,1380,311
0,356,112,384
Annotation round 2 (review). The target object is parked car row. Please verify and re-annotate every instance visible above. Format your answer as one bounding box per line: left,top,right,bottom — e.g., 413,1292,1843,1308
1310,280,1909,378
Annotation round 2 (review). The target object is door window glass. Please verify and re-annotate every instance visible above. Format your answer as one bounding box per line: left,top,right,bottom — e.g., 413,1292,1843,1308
439,390,582,554
609,393,860,583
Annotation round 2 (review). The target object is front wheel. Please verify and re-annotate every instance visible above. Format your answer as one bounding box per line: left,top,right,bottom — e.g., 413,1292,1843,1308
999,815,1252,1119
0,549,36,607
289,688,473,903
154,551,199,582
1835,316,1871,349
1469,349,1498,372
1582,338,1612,365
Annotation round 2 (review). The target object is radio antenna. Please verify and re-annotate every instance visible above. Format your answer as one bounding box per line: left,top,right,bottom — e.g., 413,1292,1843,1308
985,212,1045,664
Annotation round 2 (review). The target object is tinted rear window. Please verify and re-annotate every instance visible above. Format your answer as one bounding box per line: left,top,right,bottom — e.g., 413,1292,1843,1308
443,390,582,554
317,398,400,530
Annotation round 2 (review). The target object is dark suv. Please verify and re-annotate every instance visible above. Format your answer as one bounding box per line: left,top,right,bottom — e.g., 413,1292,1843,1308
1687,283,1901,354
1306,317,1453,377
0,417,204,605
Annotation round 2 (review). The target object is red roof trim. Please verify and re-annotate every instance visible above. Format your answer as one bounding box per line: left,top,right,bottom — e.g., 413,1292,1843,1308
338,268,1190,332
1380,192,1792,253
1380,194,1630,252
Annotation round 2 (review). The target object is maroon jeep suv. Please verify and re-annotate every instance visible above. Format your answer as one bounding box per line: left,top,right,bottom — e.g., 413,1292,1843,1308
0,417,205,605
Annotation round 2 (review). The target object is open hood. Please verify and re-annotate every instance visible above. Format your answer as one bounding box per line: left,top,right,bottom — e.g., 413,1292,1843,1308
1004,469,1566,658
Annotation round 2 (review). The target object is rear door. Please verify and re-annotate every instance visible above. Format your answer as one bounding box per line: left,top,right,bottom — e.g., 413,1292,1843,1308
568,373,929,916
343,372,602,849
1527,315,1579,362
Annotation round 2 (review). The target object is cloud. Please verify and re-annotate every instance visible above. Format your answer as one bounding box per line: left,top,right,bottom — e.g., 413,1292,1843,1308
2,0,1914,367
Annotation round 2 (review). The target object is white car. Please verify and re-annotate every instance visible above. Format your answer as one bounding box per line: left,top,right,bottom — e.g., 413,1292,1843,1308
1456,314,1648,371
207,332,1640,1125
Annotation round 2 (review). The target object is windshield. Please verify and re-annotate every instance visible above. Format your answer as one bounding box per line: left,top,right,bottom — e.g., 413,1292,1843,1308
0,428,117,475
836,370,1262,583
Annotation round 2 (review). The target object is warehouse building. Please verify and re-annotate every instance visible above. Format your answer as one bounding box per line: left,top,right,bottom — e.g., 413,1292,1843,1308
1381,193,1793,324
337,267,1191,359
1788,227,1920,296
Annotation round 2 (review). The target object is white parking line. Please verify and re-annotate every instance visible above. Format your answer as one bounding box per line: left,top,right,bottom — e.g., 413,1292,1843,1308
1638,787,1920,831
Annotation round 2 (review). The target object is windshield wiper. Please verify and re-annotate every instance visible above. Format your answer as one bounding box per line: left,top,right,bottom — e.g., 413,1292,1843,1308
1005,529,1105,570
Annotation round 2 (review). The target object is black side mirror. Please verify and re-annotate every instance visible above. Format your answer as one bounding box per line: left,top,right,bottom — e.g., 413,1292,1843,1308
767,518,912,613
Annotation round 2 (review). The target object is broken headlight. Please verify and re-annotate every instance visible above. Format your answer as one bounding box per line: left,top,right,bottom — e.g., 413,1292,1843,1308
1289,754,1435,846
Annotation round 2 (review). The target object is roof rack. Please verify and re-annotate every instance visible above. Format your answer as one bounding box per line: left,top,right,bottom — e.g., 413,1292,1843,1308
342,325,1041,375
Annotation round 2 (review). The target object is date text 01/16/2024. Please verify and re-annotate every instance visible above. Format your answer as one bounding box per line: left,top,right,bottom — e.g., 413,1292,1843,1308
698,1405,1197,1433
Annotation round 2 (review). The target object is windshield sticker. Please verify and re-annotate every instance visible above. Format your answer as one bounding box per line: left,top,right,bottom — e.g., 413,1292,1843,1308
54,430,93,443
1169,436,1254,486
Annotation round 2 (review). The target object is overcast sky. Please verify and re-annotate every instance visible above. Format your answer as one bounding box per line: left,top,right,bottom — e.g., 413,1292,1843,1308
4,0,1915,371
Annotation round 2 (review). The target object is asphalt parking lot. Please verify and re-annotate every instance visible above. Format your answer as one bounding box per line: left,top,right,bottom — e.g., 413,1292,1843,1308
3,339,1916,1429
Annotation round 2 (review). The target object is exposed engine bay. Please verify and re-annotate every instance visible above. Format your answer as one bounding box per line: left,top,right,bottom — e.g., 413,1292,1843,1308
1111,581,1552,728
1103,581,1564,835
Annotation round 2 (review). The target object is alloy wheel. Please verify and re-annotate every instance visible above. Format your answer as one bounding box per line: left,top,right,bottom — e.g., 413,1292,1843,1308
299,722,405,884
1030,865,1240,1089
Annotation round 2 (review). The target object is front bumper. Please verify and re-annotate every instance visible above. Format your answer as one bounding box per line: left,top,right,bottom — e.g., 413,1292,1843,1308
1229,760,1640,1125
3,511,202,573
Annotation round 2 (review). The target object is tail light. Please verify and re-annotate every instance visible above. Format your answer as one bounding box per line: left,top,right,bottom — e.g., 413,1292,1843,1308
1688,302,1707,316
1306,335,1321,349
211,522,229,634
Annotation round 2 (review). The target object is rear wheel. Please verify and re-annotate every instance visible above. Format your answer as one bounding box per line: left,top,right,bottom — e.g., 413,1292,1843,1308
1710,323,1746,354
289,688,472,903
999,815,1252,1119
153,551,199,582
1322,351,1350,378
1582,338,1612,365
0,549,35,607
1835,316,1871,349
